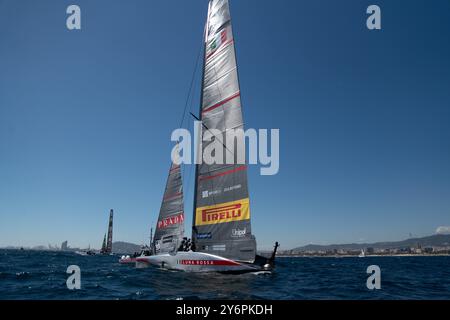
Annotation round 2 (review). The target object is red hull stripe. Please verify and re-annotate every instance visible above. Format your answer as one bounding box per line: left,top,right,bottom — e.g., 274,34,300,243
179,259,241,266
202,92,240,114
198,165,247,182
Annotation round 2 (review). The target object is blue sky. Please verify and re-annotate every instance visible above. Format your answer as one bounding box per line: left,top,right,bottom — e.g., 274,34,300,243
0,0,449,250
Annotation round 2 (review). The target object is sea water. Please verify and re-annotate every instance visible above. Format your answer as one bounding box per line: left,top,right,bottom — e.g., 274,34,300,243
0,249,449,299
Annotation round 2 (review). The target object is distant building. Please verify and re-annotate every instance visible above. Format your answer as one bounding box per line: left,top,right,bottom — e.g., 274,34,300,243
61,241,68,251
423,247,433,254
400,247,411,254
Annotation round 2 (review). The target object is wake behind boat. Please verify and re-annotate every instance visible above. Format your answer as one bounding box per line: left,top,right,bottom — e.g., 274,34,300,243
75,250,96,256
136,0,278,273
358,249,366,258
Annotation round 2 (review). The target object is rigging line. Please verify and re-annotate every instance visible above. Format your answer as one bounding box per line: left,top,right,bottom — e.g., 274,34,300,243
183,75,199,202
189,112,234,157
179,39,203,188
178,41,203,130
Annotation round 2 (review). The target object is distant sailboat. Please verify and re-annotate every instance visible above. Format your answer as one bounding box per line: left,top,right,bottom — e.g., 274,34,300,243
101,209,114,255
358,249,365,258
136,0,278,272
75,244,96,256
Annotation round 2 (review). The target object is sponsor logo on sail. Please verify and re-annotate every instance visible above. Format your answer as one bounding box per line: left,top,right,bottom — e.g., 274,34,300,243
224,184,241,192
201,189,221,198
195,198,250,226
201,185,242,199
196,232,212,240
231,228,247,238
157,212,184,229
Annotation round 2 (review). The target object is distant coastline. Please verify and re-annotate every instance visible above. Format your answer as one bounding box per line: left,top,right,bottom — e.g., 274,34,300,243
3,234,450,257
0,241,142,255
277,234,450,258
1,248,448,258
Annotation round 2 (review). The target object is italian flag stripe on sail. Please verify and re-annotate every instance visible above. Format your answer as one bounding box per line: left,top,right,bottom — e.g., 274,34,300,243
213,29,227,48
207,27,231,59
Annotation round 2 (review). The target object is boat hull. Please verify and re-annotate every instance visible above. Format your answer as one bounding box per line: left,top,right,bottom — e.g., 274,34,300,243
135,251,269,273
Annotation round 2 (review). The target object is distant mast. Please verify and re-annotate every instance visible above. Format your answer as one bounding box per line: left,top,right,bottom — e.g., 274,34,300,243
106,209,114,254
150,227,153,248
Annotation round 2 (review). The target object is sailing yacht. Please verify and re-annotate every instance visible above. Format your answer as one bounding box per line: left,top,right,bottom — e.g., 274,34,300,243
136,0,278,272
100,209,114,255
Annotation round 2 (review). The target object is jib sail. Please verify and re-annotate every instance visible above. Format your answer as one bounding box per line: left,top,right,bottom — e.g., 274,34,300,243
153,159,185,254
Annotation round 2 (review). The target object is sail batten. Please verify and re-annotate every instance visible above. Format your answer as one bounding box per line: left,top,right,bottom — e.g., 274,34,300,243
192,0,256,263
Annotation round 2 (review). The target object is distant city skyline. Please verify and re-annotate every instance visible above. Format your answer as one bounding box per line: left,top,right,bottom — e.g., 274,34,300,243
1,0,450,250
2,226,449,251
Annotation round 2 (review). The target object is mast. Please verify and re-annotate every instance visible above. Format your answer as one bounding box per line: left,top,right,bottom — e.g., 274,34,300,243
150,227,153,248
192,0,212,249
106,209,113,254
192,0,256,263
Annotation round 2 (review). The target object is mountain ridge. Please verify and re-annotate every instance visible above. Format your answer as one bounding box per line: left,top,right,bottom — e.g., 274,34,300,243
112,241,142,254
291,234,450,252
